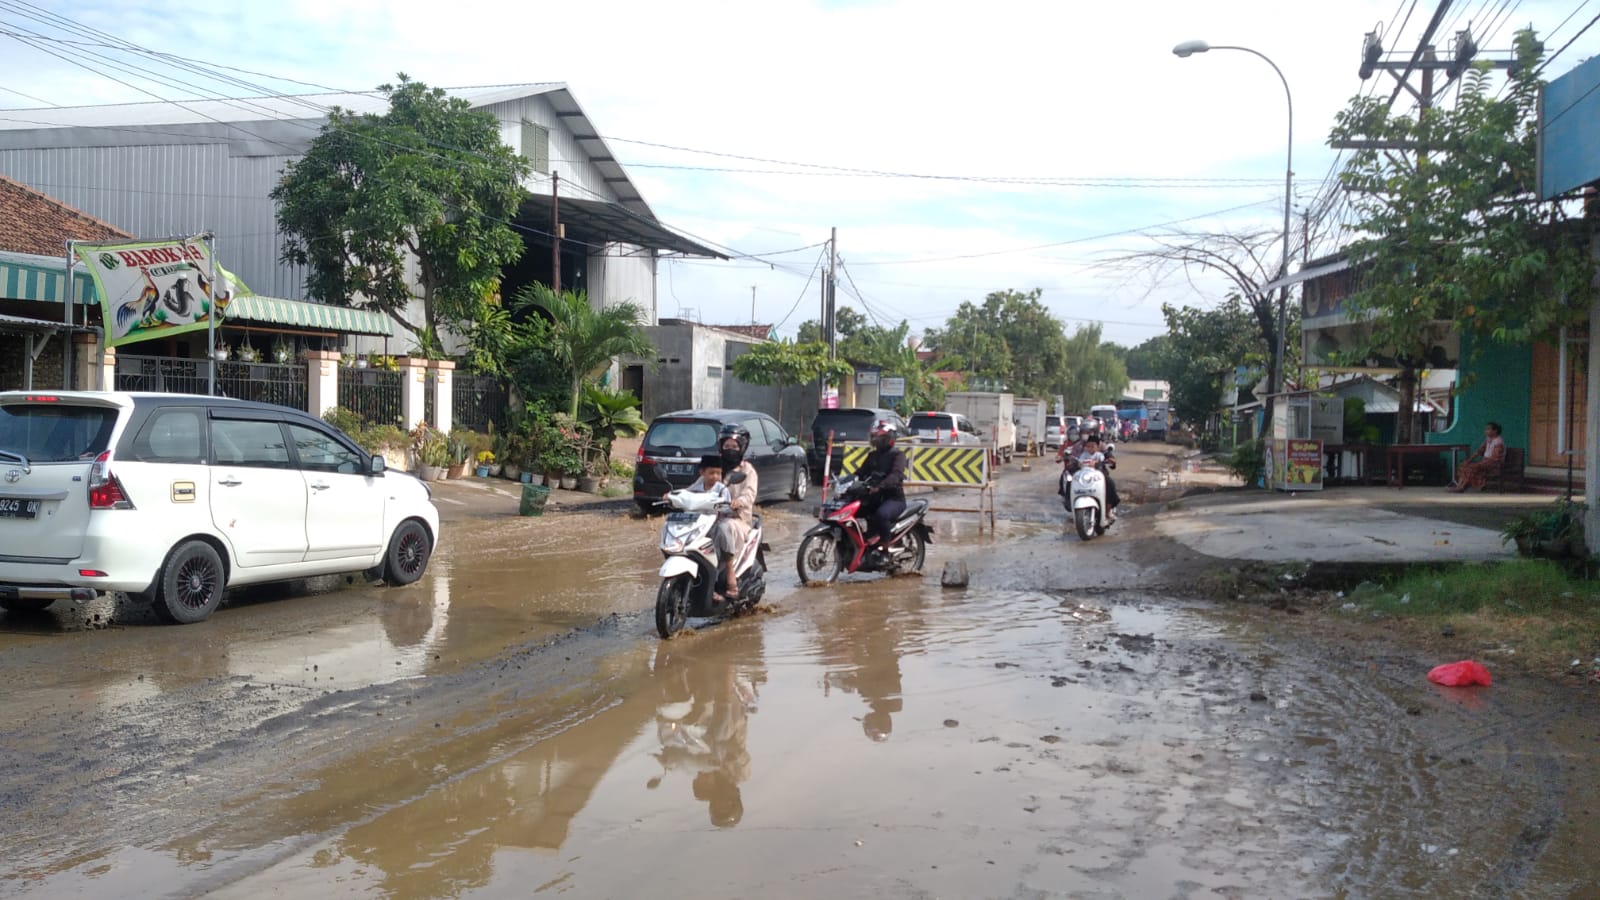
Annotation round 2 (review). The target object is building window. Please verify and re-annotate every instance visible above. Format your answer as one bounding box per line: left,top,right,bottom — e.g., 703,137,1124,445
522,121,549,174
708,366,723,378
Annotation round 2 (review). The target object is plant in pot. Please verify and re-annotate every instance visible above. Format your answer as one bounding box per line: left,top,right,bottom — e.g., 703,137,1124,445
1501,500,1588,560
446,431,472,479
500,434,523,482
580,384,647,476
272,337,293,364
237,338,261,363
419,429,452,481
475,450,495,478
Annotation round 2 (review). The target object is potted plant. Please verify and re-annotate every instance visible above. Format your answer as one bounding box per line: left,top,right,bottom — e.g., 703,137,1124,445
418,429,451,481
213,342,230,362
272,338,293,364
1501,500,1588,559
446,432,471,479
475,450,495,478
500,434,522,482
237,338,261,363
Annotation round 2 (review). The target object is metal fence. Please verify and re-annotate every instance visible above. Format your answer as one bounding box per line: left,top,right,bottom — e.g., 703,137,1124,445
337,366,403,427
116,356,307,413
453,373,509,432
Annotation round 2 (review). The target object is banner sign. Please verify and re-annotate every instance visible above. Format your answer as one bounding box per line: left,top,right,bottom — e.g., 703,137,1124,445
73,239,247,348
880,376,906,398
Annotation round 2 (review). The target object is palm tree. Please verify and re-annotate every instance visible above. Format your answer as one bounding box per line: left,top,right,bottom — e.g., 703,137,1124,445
513,284,654,417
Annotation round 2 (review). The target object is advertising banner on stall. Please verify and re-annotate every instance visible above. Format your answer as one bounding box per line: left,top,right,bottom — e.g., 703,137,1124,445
73,238,247,348
1284,439,1324,489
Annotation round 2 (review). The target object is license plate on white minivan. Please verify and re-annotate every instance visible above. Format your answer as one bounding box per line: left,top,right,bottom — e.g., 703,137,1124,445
0,498,40,519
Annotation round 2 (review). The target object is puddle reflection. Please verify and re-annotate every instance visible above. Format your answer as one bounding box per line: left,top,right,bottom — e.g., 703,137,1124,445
646,630,765,827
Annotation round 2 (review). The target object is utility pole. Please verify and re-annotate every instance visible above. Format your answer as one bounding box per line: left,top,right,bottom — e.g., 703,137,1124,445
827,226,838,358
551,171,561,294
750,284,757,325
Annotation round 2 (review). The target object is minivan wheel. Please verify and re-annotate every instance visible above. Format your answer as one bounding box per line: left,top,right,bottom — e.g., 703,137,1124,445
153,540,225,624
383,519,432,586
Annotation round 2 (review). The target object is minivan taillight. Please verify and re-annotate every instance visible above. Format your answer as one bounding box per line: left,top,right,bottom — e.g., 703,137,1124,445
88,451,134,510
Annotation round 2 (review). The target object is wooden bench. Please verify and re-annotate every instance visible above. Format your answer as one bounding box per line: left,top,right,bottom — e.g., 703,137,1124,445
1483,447,1526,492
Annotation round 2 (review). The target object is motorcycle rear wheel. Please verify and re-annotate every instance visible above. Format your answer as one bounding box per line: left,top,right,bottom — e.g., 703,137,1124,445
1074,507,1097,541
797,532,844,584
655,576,691,638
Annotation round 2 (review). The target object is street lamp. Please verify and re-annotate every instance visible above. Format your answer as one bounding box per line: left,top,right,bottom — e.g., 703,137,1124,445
1173,39,1294,428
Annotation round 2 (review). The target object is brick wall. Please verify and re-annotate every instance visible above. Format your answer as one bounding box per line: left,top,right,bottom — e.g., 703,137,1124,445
0,333,65,390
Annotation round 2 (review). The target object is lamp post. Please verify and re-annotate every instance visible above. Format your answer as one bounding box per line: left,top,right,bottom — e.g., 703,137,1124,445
1173,39,1294,441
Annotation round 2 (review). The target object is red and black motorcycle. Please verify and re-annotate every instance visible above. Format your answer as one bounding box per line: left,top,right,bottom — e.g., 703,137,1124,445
796,475,932,583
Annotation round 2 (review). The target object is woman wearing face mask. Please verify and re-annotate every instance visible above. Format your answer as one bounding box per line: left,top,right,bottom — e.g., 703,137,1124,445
713,424,757,598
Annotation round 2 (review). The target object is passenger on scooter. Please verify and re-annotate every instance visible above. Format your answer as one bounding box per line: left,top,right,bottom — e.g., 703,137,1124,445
682,454,730,503
716,424,758,599
859,421,908,563
1068,433,1120,521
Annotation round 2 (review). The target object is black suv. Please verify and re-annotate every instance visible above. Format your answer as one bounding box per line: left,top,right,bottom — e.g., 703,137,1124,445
633,409,809,512
807,407,908,478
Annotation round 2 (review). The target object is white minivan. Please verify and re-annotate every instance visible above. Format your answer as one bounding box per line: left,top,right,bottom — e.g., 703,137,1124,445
0,391,440,624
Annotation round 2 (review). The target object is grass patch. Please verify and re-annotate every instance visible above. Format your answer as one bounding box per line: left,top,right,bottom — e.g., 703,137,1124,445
600,484,630,499
1347,559,1600,668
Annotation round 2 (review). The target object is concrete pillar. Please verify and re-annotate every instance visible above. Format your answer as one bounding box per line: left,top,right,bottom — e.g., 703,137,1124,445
399,356,428,431
99,346,116,392
305,350,341,419
71,332,99,392
428,358,455,433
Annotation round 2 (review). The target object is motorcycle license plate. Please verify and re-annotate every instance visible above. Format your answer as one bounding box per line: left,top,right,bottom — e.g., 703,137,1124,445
0,498,40,519
667,511,700,525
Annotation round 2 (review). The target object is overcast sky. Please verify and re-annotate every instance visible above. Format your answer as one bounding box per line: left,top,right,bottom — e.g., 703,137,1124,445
3,0,1597,347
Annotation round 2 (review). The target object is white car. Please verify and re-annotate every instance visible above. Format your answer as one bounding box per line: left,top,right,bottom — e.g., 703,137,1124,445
0,391,440,624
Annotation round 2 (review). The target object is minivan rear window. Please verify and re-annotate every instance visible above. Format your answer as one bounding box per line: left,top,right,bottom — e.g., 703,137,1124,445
645,420,719,456
908,413,954,432
812,409,876,439
0,403,117,462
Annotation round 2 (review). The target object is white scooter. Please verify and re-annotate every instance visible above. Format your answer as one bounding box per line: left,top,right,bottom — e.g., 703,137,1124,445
1063,452,1116,541
654,475,768,639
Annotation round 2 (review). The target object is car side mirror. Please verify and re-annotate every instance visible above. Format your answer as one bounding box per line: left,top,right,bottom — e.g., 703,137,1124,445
786,435,800,446
370,455,386,476
726,471,747,485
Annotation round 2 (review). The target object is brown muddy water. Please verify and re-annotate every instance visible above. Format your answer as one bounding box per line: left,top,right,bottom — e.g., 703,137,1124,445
2,492,1598,898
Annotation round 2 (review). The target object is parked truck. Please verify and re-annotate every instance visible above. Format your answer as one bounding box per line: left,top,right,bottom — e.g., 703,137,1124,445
944,391,1017,462
1146,401,1169,441
1012,397,1046,452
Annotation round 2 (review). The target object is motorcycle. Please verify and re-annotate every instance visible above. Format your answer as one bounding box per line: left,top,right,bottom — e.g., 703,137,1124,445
654,474,769,638
796,474,933,584
1063,453,1115,541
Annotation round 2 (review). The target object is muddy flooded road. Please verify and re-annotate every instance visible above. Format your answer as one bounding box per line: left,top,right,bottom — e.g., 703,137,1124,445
3,446,1598,898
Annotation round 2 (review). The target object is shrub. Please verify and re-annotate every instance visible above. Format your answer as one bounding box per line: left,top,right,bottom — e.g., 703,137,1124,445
323,406,366,437
610,458,635,480
1225,438,1265,487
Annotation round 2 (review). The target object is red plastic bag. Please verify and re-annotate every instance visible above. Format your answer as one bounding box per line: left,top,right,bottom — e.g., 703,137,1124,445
1428,660,1492,687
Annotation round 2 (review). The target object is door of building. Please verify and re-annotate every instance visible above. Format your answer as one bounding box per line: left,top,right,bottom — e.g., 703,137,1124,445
1528,338,1587,470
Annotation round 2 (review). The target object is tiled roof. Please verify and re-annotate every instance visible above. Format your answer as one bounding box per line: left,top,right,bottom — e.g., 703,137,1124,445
0,175,130,256
712,324,775,340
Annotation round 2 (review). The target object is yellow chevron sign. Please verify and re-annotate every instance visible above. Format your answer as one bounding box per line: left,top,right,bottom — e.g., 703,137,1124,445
839,445,870,475
908,445,987,485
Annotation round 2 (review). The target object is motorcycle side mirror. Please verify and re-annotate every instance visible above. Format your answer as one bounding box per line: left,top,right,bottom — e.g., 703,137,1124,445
726,471,747,485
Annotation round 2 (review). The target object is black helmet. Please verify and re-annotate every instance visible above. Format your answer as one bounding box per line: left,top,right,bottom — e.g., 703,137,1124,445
869,419,897,450
718,423,751,466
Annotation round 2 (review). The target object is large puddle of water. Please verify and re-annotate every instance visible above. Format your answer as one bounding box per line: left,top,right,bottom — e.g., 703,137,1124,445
6,504,1598,898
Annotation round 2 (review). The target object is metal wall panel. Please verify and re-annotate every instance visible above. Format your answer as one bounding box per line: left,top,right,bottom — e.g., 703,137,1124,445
0,143,307,298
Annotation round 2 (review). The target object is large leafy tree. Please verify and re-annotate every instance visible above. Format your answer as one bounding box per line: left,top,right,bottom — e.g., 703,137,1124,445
1059,323,1130,411
1329,29,1596,442
1155,297,1268,426
923,289,1068,397
731,341,853,432
511,285,653,417
272,75,532,356
1122,335,1171,380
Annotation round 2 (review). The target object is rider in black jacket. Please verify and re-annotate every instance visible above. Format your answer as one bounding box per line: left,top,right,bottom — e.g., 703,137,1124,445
859,421,907,556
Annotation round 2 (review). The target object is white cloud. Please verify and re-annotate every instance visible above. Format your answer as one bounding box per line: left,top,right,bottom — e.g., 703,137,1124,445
5,0,1595,348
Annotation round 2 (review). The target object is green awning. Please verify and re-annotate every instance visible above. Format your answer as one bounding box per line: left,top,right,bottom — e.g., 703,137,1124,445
0,251,98,304
226,295,394,336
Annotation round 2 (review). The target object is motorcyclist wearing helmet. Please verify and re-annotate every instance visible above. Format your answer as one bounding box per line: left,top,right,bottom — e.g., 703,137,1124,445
858,420,908,558
1065,432,1119,521
715,423,758,599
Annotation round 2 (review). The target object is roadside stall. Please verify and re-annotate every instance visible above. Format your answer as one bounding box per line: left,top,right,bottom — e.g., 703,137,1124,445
1266,391,1334,491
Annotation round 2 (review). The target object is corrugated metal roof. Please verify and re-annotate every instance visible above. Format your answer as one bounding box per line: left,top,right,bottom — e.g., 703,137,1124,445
0,311,70,333
0,83,564,130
